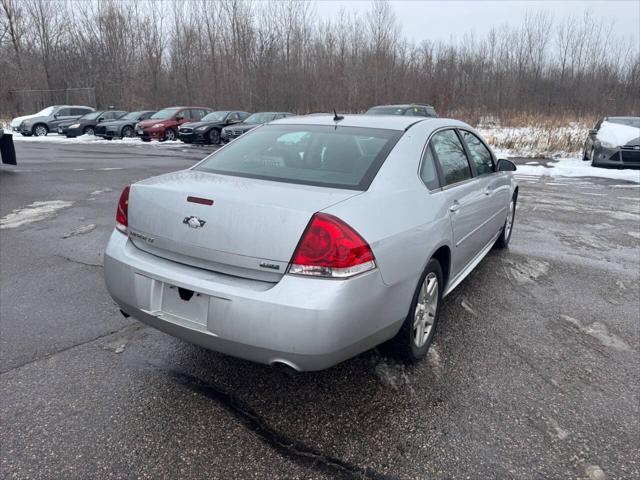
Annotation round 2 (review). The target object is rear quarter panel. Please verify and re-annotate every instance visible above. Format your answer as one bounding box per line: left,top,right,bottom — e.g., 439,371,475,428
323,119,457,289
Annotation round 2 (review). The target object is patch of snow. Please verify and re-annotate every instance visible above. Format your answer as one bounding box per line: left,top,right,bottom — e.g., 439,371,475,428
90,189,112,196
515,156,640,183
0,200,73,229
560,315,632,352
62,224,96,238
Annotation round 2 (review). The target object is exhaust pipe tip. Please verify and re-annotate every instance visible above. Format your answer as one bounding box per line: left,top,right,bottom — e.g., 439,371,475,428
270,360,301,377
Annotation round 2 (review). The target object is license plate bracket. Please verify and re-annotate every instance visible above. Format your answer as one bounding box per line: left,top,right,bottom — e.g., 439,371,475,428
161,284,209,325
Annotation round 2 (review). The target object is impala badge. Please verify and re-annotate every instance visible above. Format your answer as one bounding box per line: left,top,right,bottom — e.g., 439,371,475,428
183,216,206,228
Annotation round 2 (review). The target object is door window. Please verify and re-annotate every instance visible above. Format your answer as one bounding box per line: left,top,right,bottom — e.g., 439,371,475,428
56,108,71,117
419,144,441,190
430,130,472,185
227,112,240,122
460,130,495,176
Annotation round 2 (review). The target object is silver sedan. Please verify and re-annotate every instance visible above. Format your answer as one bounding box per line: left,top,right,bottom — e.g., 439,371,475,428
104,115,518,371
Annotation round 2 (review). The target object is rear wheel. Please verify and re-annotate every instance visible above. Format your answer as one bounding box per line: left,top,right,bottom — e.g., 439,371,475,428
494,194,516,249
32,124,48,137
121,126,134,138
391,258,443,363
208,128,220,145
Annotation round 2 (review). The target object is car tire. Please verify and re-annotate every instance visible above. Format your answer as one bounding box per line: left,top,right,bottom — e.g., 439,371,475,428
162,128,176,142
141,138,151,142
494,193,517,249
20,132,32,137
208,128,221,145
83,126,95,136
391,258,443,363
121,126,134,138
32,124,48,137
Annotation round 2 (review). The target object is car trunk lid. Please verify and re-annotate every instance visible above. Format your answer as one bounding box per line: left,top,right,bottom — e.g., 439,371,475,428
127,170,361,282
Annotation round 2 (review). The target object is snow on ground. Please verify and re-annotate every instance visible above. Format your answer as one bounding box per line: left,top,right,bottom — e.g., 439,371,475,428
511,156,640,183
3,129,181,147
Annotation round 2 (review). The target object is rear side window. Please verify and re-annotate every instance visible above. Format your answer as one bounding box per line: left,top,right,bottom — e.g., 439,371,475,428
430,130,472,185
71,108,89,116
460,130,494,176
57,108,71,116
420,144,440,190
195,124,402,190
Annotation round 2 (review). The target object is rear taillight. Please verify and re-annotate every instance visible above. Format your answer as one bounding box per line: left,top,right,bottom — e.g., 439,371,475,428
115,185,130,234
288,213,375,278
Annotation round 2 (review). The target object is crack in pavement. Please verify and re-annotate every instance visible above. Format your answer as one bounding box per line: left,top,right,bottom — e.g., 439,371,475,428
0,323,143,375
55,254,103,268
129,356,399,480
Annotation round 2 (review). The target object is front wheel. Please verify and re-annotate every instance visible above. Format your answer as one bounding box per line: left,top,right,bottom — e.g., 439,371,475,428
494,194,516,249
83,126,95,136
391,258,443,363
32,124,48,137
208,128,220,145
121,126,134,138
162,128,176,142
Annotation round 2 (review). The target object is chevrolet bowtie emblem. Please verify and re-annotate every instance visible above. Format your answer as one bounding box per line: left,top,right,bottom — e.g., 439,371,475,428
183,216,206,228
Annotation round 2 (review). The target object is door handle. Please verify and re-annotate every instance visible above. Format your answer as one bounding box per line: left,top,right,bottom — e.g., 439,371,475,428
484,187,492,196
449,203,460,213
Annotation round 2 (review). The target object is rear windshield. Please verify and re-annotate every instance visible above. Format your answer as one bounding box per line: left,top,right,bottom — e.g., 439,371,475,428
194,124,402,190
244,112,277,124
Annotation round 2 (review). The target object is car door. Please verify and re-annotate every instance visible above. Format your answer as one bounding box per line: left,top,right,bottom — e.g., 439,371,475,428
51,107,73,129
459,129,510,245
430,129,487,277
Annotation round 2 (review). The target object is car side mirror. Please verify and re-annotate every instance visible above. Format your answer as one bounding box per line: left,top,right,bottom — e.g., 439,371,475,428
497,159,517,172
588,129,598,135
98,118,104,122
54,114,58,119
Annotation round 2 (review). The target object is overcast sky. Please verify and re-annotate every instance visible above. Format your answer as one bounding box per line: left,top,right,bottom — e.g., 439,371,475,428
313,1,640,45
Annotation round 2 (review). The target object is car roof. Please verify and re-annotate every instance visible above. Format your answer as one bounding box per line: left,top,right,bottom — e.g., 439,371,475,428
271,114,454,131
368,104,435,109
605,116,640,120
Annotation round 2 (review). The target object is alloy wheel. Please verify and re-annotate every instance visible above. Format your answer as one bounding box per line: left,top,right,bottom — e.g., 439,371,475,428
34,125,47,136
505,198,515,239
413,272,438,348
122,126,133,138
85,127,94,136
164,129,175,141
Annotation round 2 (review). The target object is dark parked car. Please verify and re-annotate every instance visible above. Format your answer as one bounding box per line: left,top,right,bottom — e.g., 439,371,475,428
178,110,250,144
221,112,295,142
95,111,157,139
365,104,438,118
135,107,212,142
58,110,127,137
11,105,94,137
583,117,640,168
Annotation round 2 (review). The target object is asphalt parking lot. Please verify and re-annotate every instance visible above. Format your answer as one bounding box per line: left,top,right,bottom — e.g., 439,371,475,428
1,140,639,479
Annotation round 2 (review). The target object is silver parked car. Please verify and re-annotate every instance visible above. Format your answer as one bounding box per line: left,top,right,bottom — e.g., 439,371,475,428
11,105,95,136
104,115,518,371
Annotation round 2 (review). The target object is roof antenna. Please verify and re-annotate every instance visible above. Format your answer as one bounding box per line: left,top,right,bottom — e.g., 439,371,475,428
333,109,344,121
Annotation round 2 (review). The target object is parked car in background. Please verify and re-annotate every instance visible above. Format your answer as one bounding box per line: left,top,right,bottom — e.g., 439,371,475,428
220,112,295,142
58,110,127,137
366,104,438,118
11,105,94,137
582,117,640,168
178,110,250,144
104,114,518,371
135,107,212,142
95,111,157,140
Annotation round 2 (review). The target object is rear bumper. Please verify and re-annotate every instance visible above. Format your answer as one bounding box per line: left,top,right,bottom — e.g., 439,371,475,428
103,231,406,371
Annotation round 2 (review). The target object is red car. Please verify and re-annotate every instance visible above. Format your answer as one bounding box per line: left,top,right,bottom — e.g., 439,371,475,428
135,106,212,142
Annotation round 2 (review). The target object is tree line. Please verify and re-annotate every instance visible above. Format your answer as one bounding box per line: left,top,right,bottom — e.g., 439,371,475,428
1,0,638,123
